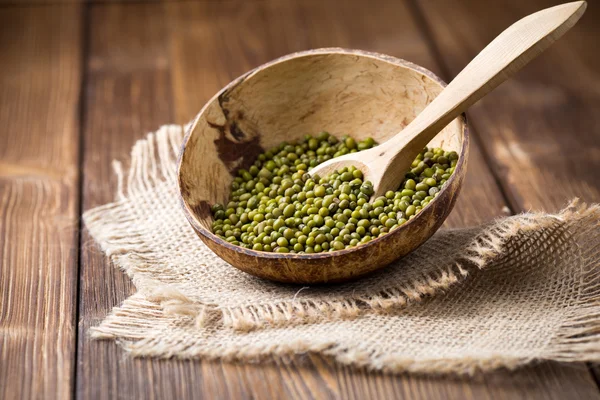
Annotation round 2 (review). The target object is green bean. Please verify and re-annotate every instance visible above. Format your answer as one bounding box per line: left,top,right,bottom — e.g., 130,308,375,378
211,133,457,253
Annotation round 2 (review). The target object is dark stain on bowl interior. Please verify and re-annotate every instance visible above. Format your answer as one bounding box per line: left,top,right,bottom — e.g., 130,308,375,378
208,88,265,175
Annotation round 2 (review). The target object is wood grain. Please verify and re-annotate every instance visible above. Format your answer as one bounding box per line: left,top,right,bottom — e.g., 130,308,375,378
0,5,82,400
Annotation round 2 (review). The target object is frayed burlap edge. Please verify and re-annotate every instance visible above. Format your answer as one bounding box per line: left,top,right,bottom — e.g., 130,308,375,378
90,294,532,375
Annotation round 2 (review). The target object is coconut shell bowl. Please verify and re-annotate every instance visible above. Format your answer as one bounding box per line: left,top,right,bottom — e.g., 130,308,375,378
177,48,468,284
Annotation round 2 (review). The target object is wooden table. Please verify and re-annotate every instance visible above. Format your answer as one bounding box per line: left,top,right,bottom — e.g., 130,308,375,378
2,0,599,398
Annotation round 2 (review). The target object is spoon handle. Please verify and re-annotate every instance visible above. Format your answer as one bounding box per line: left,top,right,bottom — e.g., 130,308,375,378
377,1,586,181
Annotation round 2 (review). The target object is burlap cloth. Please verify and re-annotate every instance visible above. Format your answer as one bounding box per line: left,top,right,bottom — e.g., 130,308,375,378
85,124,600,375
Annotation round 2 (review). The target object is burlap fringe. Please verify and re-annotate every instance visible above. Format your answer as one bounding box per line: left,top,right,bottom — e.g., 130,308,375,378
85,125,600,334
90,293,531,374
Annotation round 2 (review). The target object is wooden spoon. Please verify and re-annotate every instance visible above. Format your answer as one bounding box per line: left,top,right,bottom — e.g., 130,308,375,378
310,1,587,198
179,2,586,284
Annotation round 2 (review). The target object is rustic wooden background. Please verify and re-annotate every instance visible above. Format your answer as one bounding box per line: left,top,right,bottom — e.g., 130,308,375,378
1,0,599,399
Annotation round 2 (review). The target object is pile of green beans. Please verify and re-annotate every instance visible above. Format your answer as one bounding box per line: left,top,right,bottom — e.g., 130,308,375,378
211,132,458,253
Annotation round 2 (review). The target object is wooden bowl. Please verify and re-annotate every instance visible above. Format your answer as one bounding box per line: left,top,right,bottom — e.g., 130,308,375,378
178,48,469,284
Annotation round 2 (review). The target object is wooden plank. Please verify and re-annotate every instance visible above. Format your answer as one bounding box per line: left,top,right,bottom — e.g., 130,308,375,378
0,5,82,400
76,3,177,400
0,1,82,5
76,1,600,399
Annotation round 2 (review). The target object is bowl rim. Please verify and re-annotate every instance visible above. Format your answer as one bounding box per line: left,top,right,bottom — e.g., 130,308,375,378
177,47,469,260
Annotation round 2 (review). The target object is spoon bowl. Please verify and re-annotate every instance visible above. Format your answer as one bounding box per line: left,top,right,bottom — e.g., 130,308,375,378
178,49,468,284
